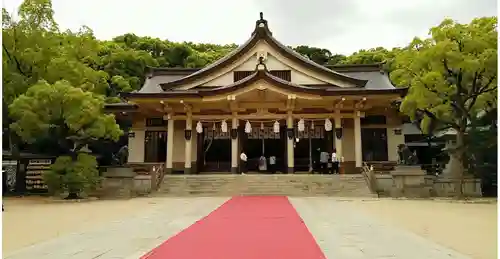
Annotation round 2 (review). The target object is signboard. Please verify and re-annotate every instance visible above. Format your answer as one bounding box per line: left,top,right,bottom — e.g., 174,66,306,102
25,159,51,192
203,127,326,140
204,128,230,140
2,160,18,192
295,128,325,139
247,127,280,140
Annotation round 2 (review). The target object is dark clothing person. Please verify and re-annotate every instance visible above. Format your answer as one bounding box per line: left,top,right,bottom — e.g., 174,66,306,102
240,152,247,174
269,155,277,174
319,151,329,174
332,161,340,174
331,151,340,174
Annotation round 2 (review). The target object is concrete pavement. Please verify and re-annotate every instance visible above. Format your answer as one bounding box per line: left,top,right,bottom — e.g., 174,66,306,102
290,197,472,259
4,198,228,259
5,197,473,259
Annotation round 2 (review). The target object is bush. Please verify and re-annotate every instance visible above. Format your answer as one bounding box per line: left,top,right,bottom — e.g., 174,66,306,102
44,153,101,199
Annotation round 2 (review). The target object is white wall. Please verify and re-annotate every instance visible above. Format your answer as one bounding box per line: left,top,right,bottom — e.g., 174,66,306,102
387,126,405,162
128,130,145,163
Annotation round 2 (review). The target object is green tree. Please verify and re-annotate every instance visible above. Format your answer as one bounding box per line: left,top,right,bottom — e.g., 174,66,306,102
293,45,334,65
9,80,123,150
94,43,158,93
9,80,123,198
327,54,347,65
2,0,119,160
2,3,109,104
466,108,497,196
45,153,100,199
341,47,393,65
390,17,497,197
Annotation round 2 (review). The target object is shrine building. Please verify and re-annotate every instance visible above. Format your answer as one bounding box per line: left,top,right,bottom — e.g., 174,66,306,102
106,13,408,174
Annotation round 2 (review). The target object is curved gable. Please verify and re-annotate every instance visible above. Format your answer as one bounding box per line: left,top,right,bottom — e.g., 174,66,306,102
160,13,367,91
201,52,333,87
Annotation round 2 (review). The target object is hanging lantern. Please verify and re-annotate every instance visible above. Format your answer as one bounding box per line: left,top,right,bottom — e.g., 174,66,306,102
298,119,305,132
221,120,228,133
260,122,264,130
196,121,203,133
324,118,333,131
311,121,315,130
245,121,252,133
273,121,280,133
212,122,216,131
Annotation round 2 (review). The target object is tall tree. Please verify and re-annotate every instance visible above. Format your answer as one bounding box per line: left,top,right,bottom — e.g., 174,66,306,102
327,54,347,65
2,1,113,158
293,45,334,65
9,80,123,151
390,17,497,197
341,47,396,65
8,79,123,198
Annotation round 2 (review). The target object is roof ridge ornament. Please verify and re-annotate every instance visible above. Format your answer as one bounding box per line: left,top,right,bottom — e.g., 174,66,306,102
255,56,267,71
253,12,272,36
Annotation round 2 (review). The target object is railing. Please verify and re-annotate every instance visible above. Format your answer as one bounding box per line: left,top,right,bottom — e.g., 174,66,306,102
153,163,166,191
361,162,379,196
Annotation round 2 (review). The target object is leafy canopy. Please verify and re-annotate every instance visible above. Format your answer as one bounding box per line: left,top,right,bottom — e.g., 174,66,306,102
391,17,497,134
45,153,100,196
9,80,123,147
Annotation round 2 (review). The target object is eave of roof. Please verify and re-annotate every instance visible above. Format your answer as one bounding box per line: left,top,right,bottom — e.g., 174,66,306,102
145,63,386,79
122,69,407,99
104,102,139,112
326,63,385,73
158,13,368,91
146,67,201,77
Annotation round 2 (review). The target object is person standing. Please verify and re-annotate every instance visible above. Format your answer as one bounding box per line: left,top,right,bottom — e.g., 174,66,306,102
258,155,267,173
240,150,248,174
269,155,276,174
331,149,340,174
319,150,329,174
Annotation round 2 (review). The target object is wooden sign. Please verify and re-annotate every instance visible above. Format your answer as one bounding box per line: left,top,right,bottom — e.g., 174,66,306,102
295,128,324,139
25,159,51,192
204,128,230,140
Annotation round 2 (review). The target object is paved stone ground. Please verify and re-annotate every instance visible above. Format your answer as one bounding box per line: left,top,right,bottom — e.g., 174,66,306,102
5,197,473,259
289,198,472,259
4,198,228,259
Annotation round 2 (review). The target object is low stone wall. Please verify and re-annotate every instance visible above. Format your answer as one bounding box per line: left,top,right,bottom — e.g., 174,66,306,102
100,167,154,199
134,174,153,196
432,177,482,197
374,166,482,198
373,174,392,196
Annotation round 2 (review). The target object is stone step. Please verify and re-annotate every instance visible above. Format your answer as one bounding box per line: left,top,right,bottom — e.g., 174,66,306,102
157,174,374,197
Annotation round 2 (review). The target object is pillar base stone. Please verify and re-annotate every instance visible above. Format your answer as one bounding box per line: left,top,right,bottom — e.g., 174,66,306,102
231,167,238,174
184,167,191,175
165,168,173,174
287,167,294,174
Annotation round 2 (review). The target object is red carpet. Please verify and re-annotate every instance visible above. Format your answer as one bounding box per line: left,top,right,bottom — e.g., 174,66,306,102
142,196,326,259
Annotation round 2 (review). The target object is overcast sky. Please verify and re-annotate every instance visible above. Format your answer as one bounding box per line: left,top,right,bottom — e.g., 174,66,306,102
3,0,497,55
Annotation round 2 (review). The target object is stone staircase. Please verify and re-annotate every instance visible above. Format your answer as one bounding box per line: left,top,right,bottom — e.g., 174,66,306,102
157,174,375,197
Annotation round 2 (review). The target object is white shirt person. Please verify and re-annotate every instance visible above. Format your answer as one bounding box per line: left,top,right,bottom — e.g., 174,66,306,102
240,152,247,162
240,151,248,174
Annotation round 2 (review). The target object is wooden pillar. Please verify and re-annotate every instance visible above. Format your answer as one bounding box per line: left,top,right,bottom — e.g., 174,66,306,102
334,112,343,161
184,114,192,174
286,111,294,174
166,118,175,174
354,111,362,168
231,114,239,174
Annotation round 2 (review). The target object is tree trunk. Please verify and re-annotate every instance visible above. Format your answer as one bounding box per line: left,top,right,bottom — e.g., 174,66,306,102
64,149,82,200
453,130,466,198
64,191,81,199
